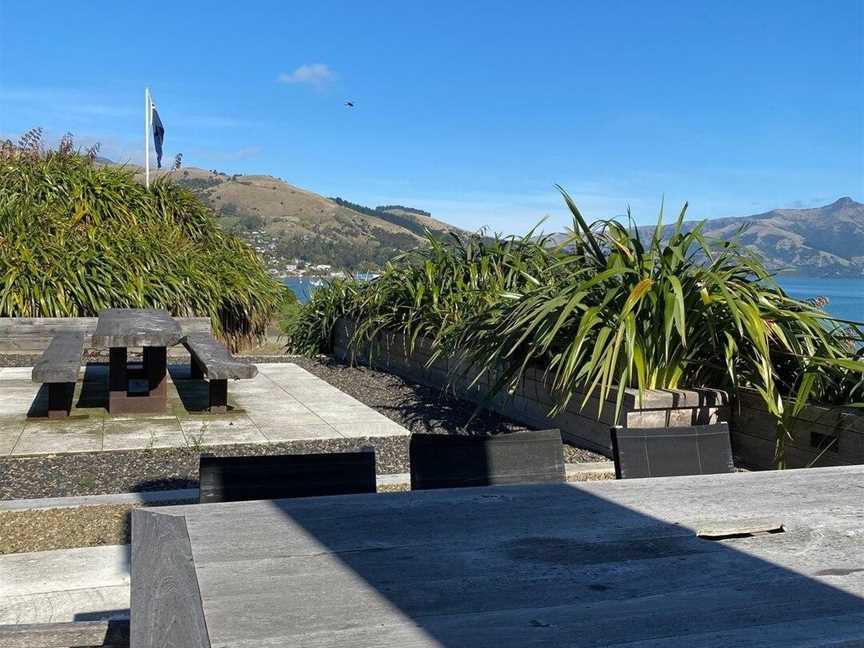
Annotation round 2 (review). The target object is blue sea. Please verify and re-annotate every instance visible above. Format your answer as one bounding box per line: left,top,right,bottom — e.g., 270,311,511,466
776,277,864,323
284,276,864,324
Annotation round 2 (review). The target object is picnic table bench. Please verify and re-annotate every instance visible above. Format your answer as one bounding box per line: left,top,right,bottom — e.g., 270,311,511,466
183,333,257,413
31,331,86,418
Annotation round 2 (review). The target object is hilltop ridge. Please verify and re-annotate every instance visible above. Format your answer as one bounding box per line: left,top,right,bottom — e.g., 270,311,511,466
669,197,864,277
142,166,466,271
548,197,864,278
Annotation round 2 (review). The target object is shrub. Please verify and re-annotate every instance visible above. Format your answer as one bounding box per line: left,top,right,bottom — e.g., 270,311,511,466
455,190,864,464
285,187,864,464
0,130,284,349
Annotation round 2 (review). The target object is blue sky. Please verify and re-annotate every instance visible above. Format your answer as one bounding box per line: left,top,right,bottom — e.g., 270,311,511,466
1,1,862,233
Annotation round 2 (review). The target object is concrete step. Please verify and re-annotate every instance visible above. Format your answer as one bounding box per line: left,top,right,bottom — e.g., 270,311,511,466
0,545,130,625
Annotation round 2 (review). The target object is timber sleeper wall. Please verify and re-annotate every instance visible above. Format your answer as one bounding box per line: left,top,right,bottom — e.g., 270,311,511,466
334,319,727,456
0,317,212,354
731,390,864,469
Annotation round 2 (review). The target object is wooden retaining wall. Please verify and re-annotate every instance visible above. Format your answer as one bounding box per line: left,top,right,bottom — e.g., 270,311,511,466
334,320,864,469
731,390,864,469
334,319,727,456
0,317,212,353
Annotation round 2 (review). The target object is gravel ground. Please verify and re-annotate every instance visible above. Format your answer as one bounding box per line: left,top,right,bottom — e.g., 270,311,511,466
285,356,605,464
0,505,134,554
0,501,195,555
0,436,410,500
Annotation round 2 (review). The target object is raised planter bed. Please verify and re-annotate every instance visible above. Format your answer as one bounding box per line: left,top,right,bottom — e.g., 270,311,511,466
731,389,864,469
334,319,728,456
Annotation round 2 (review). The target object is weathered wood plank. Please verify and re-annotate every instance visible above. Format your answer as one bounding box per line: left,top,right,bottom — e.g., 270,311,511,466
198,570,864,647
31,332,85,384
182,334,257,380
0,619,129,648
132,467,864,646
130,510,209,648
198,451,377,503
409,429,565,489
92,310,182,349
0,317,210,353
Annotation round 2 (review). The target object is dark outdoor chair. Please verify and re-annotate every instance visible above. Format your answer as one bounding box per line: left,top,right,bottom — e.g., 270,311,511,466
610,423,734,479
409,429,566,490
198,450,377,503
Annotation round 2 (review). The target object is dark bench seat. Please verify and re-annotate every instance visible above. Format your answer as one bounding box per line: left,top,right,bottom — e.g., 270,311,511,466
31,331,86,418
182,333,257,412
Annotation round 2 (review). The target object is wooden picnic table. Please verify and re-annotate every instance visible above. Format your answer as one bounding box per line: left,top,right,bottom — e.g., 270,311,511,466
131,465,864,647
91,308,182,414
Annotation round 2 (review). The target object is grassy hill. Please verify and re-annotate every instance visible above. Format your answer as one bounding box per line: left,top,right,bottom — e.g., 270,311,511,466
142,166,465,271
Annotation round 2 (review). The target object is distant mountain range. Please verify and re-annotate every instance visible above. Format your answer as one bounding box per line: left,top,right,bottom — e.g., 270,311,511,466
138,163,862,276
671,198,864,277
554,198,864,278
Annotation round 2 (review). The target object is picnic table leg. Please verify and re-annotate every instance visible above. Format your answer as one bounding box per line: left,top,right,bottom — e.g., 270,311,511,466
47,383,73,418
109,346,168,414
144,346,168,400
209,379,228,414
108,347,128,414
190,356,204,380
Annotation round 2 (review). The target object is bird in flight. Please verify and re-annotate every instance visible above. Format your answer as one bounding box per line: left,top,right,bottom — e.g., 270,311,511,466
344,101,354,107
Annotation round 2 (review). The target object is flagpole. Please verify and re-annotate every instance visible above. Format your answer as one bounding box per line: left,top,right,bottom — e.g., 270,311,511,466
145,87,150,189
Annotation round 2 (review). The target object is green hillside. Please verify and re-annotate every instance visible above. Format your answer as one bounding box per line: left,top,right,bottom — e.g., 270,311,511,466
146,166,466,271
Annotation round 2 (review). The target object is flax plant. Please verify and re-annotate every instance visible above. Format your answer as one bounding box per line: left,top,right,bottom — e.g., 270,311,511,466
454,188,864,464
283,229,557,360
289,185,864,464
0,130,284,349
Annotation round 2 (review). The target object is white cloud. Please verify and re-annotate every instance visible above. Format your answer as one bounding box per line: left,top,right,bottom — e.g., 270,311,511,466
276,64,337,89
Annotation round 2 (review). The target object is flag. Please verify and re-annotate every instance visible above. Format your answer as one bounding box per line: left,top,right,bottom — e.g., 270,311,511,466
151,104,165,169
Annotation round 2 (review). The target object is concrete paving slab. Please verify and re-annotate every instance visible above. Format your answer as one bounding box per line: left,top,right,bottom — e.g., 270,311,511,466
286,386,360,402
332,420,410,438
0,363,409,457
245,410,329,431
231,395,312,414
179,415,268,446
258,423,342,441
102,417,185,451
230,373,288,391
0,421,24,456
0,489,197,512
0,367,32,381
13,419,103,455
317,406,394,424
0,545,130,597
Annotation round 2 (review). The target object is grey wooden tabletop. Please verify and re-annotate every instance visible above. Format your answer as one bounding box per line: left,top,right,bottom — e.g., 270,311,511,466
91,309,183,349
132,466,864,648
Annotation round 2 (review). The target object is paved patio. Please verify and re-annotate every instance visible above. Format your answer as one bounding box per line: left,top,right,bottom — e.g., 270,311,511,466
0,363,408,457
